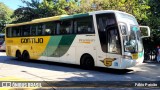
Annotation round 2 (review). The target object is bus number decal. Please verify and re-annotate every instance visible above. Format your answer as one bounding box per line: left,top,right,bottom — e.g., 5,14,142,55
21,38,43,43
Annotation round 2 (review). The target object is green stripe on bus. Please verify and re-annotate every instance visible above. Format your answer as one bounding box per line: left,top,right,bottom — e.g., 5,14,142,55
42,36,62,57
60,13,89,20
58,35,76,57
42,35,76,57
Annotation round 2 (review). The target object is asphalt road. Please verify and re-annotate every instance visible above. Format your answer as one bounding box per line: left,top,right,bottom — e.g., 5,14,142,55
0,51,160,89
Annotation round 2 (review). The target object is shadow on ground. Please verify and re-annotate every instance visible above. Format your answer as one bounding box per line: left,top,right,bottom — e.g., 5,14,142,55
0,55,133,75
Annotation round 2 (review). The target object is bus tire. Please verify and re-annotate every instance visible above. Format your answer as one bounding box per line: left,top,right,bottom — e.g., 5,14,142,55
22,51,30,61
16,50,21,60
80,54,94,69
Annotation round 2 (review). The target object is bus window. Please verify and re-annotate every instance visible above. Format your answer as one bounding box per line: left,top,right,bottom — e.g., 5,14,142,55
31,25,37,36
59,20,72,34
96,13,121,54
75,16,95,34
44,22,56,35
37,24,43,35
97,15,108,52
22,25,30,36
12,27,20,37
6,28,12,37
57,23,60,35
74,21,77,34
108,29,121,54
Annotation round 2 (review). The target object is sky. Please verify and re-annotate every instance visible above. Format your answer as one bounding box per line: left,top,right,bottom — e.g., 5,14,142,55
0,0,31,10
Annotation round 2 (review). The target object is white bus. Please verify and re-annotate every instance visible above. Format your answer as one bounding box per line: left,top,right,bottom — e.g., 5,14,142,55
0,34,5,51
5,10,150,69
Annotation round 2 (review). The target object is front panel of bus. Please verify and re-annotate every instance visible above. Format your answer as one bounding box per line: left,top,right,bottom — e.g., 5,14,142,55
95,12,144,69
122,25,144,62
116,12,145,68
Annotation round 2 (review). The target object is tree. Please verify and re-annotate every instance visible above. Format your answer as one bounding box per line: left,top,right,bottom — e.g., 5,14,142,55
12,0,42,23
142,0,160,54
0,2,13,32
87,0,150,22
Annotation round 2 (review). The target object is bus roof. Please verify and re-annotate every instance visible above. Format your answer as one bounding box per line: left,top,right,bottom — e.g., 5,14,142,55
89,10,134,17
6,10,133,27
6,15,67,27
6,13,90,27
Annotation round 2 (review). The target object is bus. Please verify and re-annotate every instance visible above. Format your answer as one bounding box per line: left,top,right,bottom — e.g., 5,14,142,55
5,10,150,69
0,34,5,51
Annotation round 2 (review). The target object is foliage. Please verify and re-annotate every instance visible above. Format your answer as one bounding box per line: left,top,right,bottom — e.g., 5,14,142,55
142,0,160,52
0,2,13,32
12,0,42,23
93,0,149,22
12,0,150,23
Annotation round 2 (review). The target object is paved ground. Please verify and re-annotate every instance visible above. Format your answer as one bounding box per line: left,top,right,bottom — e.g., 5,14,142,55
0,51,160,89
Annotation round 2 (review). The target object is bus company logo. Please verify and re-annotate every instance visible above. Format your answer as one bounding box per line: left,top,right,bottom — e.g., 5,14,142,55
21,38,43,43
79,39,95,44
100,58,116,67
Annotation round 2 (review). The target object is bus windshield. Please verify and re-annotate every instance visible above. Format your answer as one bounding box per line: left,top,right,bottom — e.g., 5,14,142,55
124,25,143,53
124,26,143,53
117,12,143,53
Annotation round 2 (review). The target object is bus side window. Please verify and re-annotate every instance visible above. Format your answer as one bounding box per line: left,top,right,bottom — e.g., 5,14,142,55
108,29,120,54
22,25,30,36
106,19,120,54
44,22,56,35
37,24,43,35
97,16,107,52
73,21,77,34
30,25,37,36
57,23,60,35
7,28,12,37
75,16,95,34
17,27,21,36
12,28,15,37
12,27,20,37
59,20,72,35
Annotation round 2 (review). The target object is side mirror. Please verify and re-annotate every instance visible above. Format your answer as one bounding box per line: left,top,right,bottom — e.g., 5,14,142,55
139,26,150,38
119,22,130,36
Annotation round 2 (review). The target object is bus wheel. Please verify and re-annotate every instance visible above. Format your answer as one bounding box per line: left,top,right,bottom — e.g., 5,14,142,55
16,51,21,60
22,51,30,61
80,54,94,69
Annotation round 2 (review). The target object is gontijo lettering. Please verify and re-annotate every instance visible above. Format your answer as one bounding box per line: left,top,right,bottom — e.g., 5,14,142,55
21,38,43,43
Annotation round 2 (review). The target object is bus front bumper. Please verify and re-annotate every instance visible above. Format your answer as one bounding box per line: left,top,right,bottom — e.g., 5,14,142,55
120,57,144,69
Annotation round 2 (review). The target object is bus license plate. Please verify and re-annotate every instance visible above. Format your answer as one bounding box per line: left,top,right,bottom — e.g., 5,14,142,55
132,53,138,59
